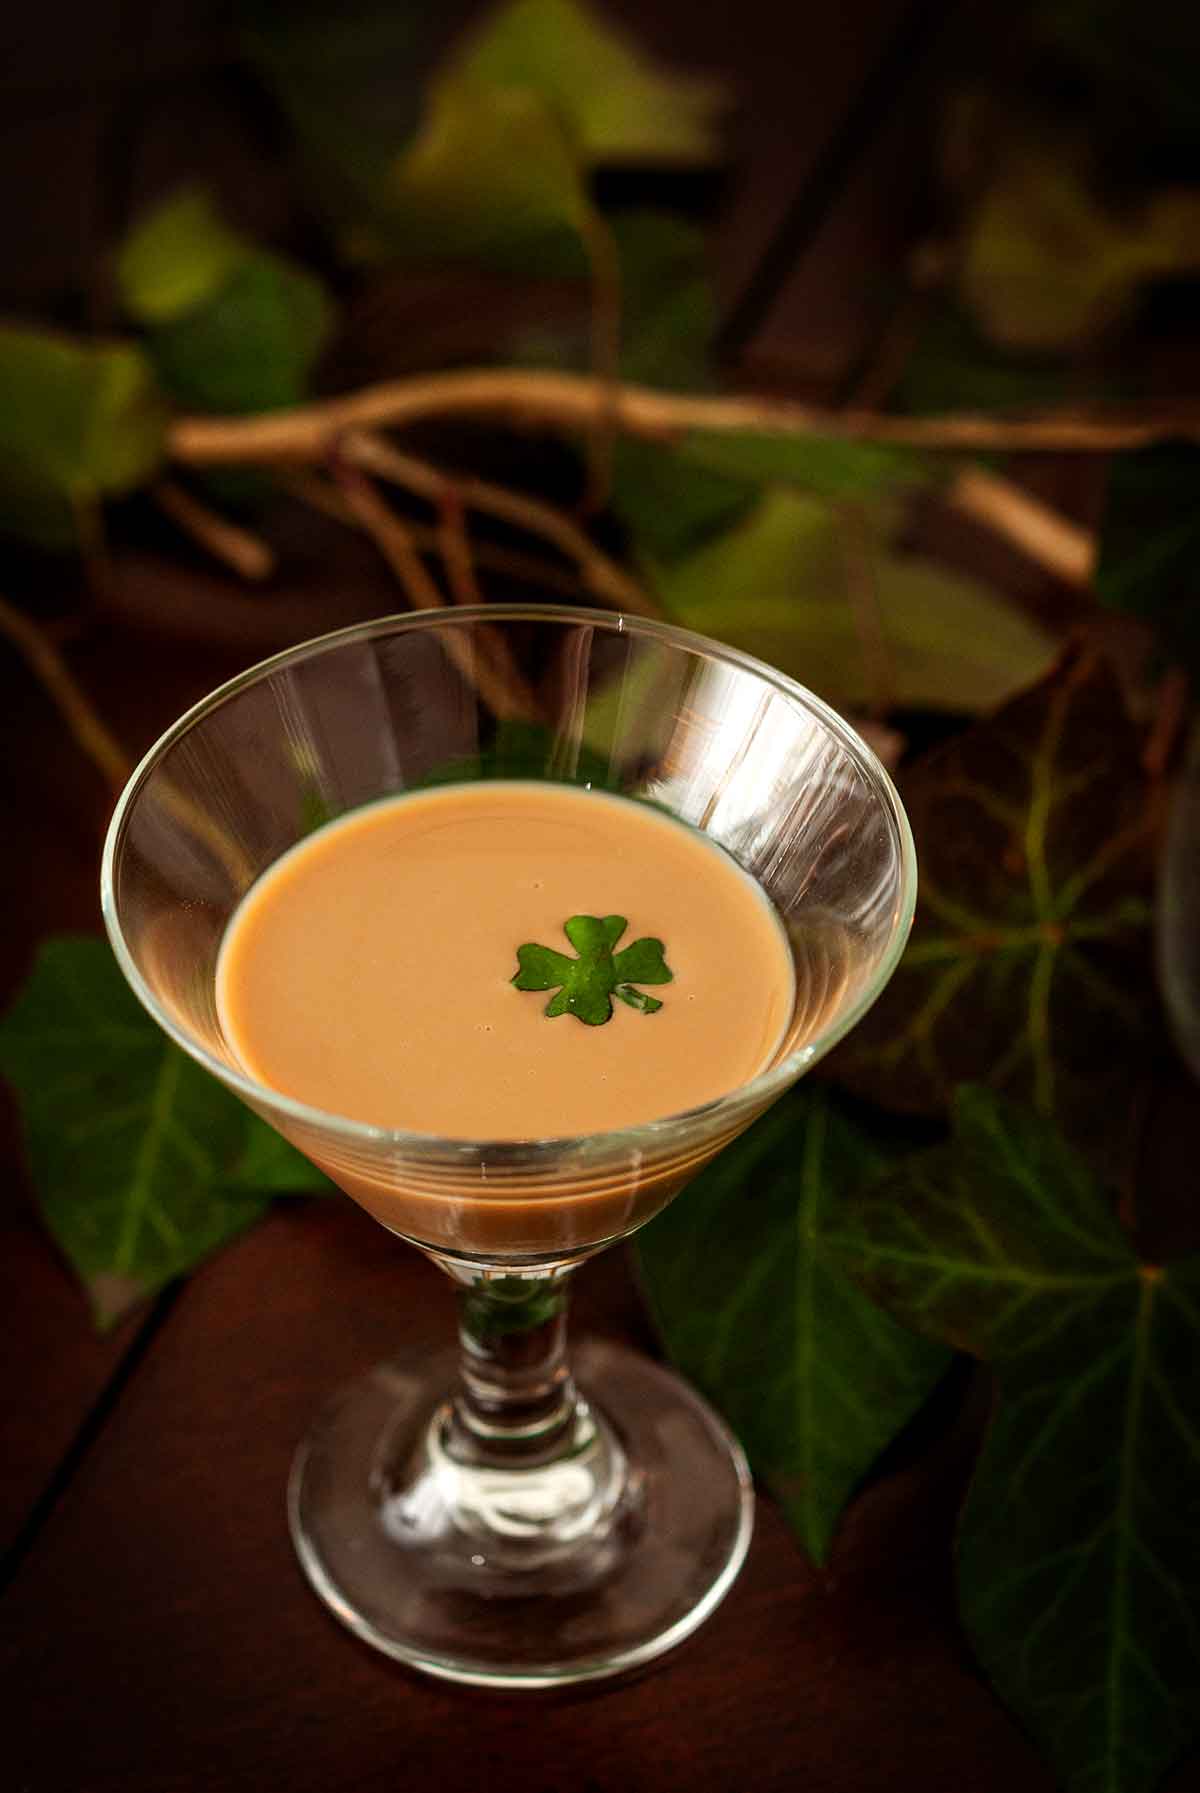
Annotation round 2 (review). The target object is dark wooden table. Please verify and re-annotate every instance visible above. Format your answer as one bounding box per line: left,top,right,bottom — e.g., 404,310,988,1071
3,5,1193,1787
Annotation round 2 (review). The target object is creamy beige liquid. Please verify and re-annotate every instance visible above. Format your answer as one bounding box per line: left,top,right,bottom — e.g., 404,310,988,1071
216,781,797,1255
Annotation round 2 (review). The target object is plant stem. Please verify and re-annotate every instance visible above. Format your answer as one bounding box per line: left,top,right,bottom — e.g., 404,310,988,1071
151,479,275,582
344,430,659,617
947,467,1096,588
0,594,131,795
168,368,1200,464
330,457,538,721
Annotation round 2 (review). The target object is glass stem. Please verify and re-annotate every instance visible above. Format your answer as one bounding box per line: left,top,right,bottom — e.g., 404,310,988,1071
448,1267,580,1464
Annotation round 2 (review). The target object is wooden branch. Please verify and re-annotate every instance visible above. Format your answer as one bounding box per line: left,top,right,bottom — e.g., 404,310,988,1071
331,457,450,615
947,467,1096,588
330,460,536,721
343,430,661,618
151,479,275,581
436,490,485,608
276,467,593,599
0,594,131,795
168,368,1200,466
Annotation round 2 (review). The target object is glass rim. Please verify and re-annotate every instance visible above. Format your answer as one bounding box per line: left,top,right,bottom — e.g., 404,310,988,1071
101,603,917,1157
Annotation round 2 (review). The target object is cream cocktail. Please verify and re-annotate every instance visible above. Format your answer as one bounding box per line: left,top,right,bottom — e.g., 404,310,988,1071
216,780,797,1255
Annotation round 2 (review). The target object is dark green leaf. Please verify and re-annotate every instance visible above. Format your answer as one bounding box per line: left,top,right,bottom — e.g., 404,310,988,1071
116,186,246,325
612,438,756,562
652,489,1056,712
238,0,432,208
606,211,759,558
828,1089,1200,1793
826,1088,1132,1358
147,250,333,413
351,78,590,277
613,211,716,391
637,1085,950,1562
1095,444,1200,674
672,429,934,497
831,650,1162,1173
0,938,329,1326
957,139,1200,353
449,0,728,168
0,328,166,548
896,301,1079,418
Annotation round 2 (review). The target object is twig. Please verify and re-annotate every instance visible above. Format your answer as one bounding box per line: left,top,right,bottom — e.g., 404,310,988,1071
0,594,131,795
436,490,485,608
168,368,1200,465
343,430,661,618
1143,667,1191,781
947,467,1096,588
330,459,536,721
274,469,597,600
71,491,112,602
151,479,275,581
331,456,449,615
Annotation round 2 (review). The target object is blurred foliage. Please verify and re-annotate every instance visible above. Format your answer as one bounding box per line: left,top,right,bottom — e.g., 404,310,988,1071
649,489,1056,713
1,1,1200,1783
0,329,166,549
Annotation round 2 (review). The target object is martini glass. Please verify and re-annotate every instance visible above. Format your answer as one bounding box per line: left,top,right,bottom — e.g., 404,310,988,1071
102,604,915,1688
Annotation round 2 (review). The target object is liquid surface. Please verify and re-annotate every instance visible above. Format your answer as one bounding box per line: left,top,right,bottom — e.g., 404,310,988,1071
216,782,795,1141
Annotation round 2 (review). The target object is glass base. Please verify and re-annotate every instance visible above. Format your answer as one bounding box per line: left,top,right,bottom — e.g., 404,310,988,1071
288,1337,754,1688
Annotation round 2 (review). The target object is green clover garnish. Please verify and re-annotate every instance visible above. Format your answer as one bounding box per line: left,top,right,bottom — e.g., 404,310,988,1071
512,915,674,1026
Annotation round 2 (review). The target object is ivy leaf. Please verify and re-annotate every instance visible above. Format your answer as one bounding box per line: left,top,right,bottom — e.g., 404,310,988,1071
0,328,166,549
145,249,333,414
827,1089,1200,1793
0,938,329,1327
115,185,246,325
1095,444,1200,676
238,0,433,208
895,300,1086,418
830,650,1162,1174
669,430,934,498
449,0,728,168
637,1085,950,1563
652,488,1056,712
350,78,590,277
607,212,755,557
957,139,1200,353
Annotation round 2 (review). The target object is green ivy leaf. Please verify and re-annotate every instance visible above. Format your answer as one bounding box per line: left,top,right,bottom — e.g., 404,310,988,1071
0,328,167,548
350,78,590,276
831,651,1161,1174
670,430,933,497
895,301,1084,418
115,186,246,325
1095,444,1200,676
146,249,333,414
957,140,1200,353
608,211,755,557
652,488,1056,711
238,0,432,208
0,938,329,1327
450,0,727,168
827,1089,1200,1793
637,1085,950,1563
